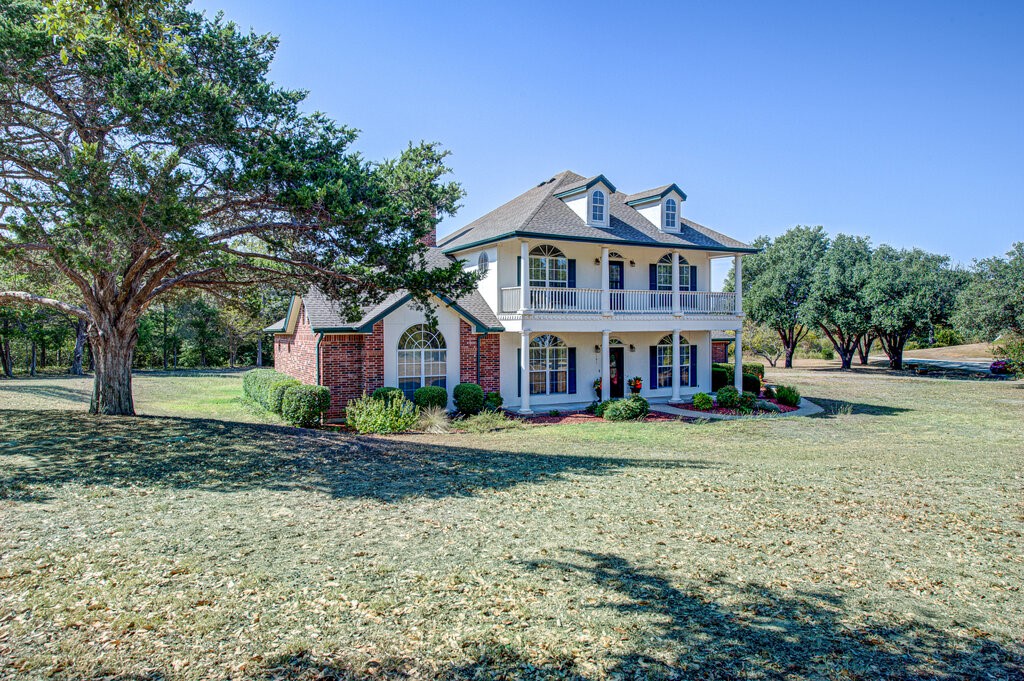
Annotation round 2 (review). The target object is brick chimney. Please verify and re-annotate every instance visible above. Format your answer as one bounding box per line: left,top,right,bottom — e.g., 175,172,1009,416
419,207,438,248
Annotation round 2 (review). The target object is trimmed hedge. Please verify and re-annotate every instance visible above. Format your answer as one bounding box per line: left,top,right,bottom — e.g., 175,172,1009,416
268,378,301,414
711,367,730,391
713,362,765,379
603,395,650,421
346,392,418,434
743,372,761,395
371,386,403,401
281,385,331,427
483,391,503,412
414,385,448,409
243,369,294,412
453,383,485,415
716,385,740,408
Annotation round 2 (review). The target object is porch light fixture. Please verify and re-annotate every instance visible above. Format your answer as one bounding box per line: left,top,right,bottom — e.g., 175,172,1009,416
594,344,601,353
629,344,636,352
629,260,636,267
594,258,601,265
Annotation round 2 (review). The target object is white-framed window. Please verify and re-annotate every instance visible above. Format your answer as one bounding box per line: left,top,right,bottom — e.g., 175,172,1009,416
529,334,568,395
656,334,691,388
664,198,677,229
529,245,568,288
397,324,447,400
477,251,489,275
591,190,605,223
656,253,692,291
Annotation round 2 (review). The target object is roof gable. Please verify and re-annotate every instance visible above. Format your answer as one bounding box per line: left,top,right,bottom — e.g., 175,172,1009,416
624,183,688,205
552,174,617,198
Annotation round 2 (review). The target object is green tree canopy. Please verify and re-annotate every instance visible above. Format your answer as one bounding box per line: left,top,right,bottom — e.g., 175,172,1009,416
740,226,827,368
0,0,476,414
806,233,873,369
866,246,959,370
955,242,1024,341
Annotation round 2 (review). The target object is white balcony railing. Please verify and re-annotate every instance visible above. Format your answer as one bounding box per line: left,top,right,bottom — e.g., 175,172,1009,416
500,287,738,315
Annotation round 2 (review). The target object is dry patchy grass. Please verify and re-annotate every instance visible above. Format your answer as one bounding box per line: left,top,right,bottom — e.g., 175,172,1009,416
0,367,1022,679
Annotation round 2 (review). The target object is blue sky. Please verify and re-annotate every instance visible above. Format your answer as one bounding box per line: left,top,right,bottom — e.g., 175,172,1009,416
195,0,1023,281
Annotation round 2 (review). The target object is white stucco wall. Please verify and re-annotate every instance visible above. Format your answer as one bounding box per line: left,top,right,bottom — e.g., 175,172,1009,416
382,299,462,409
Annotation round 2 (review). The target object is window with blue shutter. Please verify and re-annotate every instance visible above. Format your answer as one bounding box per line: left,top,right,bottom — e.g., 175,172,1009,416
567,260,576,288
689,344,698,387
516,256,522,286
649,346,658,387
568,347,577,394
689,266,698,292
516,348,521,397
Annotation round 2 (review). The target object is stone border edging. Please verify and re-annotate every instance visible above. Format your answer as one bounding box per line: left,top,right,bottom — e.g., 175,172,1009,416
650,397,823,421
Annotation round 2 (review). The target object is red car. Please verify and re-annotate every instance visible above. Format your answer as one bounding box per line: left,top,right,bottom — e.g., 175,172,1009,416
990,359,1011,375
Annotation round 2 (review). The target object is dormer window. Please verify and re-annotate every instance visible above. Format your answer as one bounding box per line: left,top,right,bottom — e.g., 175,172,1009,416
591,190,605,223
664,199,677,230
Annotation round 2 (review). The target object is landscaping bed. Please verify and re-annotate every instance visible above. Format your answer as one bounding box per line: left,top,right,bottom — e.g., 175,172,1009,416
519,409,682,425
671,396,799,416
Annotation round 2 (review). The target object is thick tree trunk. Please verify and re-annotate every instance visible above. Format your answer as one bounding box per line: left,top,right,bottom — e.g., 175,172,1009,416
70,318,87,375
857,335,875,365
879,333,907,370
89,326,139,416
256,334,263,367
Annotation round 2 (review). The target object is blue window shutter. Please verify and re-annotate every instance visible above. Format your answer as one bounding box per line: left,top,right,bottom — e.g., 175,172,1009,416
689,266,698,291
517,256,522,286
649,346,658,386
690,344,698,387
649,264,657,290
517,348,521,397
568,347,577,394
567,259,576,288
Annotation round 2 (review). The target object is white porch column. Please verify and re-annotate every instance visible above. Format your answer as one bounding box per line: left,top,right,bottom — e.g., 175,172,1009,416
601,246,611,316
734,328,744,392
600,329,610,403
671,329,681,402
671,251,681,315
519,240,531,314
519,329,533,415
734,254,743,315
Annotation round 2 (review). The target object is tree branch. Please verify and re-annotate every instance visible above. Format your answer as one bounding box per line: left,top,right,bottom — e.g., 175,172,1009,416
0,291,89,319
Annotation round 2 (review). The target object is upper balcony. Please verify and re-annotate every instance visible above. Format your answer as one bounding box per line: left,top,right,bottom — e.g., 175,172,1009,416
500,287,737,316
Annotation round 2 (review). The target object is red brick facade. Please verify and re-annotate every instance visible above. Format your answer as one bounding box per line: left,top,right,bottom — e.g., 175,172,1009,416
275,302,501,420
458,320,501,393
712,340,730,363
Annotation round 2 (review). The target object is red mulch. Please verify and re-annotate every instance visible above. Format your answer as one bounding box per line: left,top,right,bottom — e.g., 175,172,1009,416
517,410,684,425
669,396,798,416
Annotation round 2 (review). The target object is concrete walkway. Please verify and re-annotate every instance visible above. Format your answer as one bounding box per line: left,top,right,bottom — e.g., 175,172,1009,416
904,358,993,373
651,397,823,421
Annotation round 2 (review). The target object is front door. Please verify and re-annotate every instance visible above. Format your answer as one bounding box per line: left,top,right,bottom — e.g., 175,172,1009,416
609,261,625,310
609,346,625,398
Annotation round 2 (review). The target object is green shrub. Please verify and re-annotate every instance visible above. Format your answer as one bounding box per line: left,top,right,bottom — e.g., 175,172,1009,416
460,410,521,433
603,395,650,421
413,385,448,409
775,385,801,407
762,384,777,399
453,383,485,415
268,378,301,414
716,385,740,408
243,368,291,410
756,399,782,413
743,372,761,395
743,362,765,379
738,390,757,410
371,386,403,401
692,392,713,410
483,391,503,411
593,399,615,418
281,385,331,427
711,367,730,391
418,405,450,434
345,393,418,434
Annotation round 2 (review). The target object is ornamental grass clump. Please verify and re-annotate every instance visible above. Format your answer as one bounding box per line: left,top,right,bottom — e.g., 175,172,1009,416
418,405,451,434
281,385,331,427
775,385,801,407
346,392,418,434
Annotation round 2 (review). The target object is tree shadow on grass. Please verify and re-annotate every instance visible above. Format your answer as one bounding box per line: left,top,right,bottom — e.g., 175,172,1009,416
520,551,1023,680
0,409,711,504
0,381,92,403
804,395,912,419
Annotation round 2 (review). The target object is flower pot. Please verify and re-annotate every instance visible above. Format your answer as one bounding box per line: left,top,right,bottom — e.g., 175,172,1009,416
629,387,641,395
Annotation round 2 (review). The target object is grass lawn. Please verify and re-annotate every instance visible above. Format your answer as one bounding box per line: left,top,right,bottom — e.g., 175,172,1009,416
0,365,1022,679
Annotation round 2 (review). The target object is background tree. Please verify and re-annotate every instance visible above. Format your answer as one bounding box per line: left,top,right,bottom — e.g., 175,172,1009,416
738,227,828,368
866,246,958,370
742,319,784,368
955,242,1024,340
806,234,873,370
0,1,476,414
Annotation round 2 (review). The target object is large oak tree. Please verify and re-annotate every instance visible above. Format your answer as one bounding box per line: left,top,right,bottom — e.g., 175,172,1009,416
0,0,475,414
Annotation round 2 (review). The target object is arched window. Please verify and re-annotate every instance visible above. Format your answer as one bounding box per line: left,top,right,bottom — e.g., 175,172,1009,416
655,334,691,388
656,253,692,291
529,334,568,395
477,251,489,275
664,198,677,229
397,324,447,400
529,245,568,288
591,190,605,223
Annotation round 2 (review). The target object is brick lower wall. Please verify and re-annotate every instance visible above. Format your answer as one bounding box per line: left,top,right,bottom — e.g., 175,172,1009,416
712,341,730,363
320,334,366,420
273,302,317,386
458,321,501,394
361,322,384,396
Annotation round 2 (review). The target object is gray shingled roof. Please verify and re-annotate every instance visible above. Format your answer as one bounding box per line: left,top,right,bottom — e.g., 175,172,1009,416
290,248,503,333
439,170,754,253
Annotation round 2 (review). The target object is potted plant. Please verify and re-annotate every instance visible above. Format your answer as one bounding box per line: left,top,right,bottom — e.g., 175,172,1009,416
627,376,643,394
593,377,602,396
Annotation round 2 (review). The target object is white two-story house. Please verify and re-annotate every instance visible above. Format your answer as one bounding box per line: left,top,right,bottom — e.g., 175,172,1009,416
269,170,755,418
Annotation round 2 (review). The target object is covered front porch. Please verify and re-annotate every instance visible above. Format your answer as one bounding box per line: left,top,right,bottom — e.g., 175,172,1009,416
500,328,745,415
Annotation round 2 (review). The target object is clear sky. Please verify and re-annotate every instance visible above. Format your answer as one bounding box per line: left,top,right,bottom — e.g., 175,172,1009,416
193,0,1023,281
